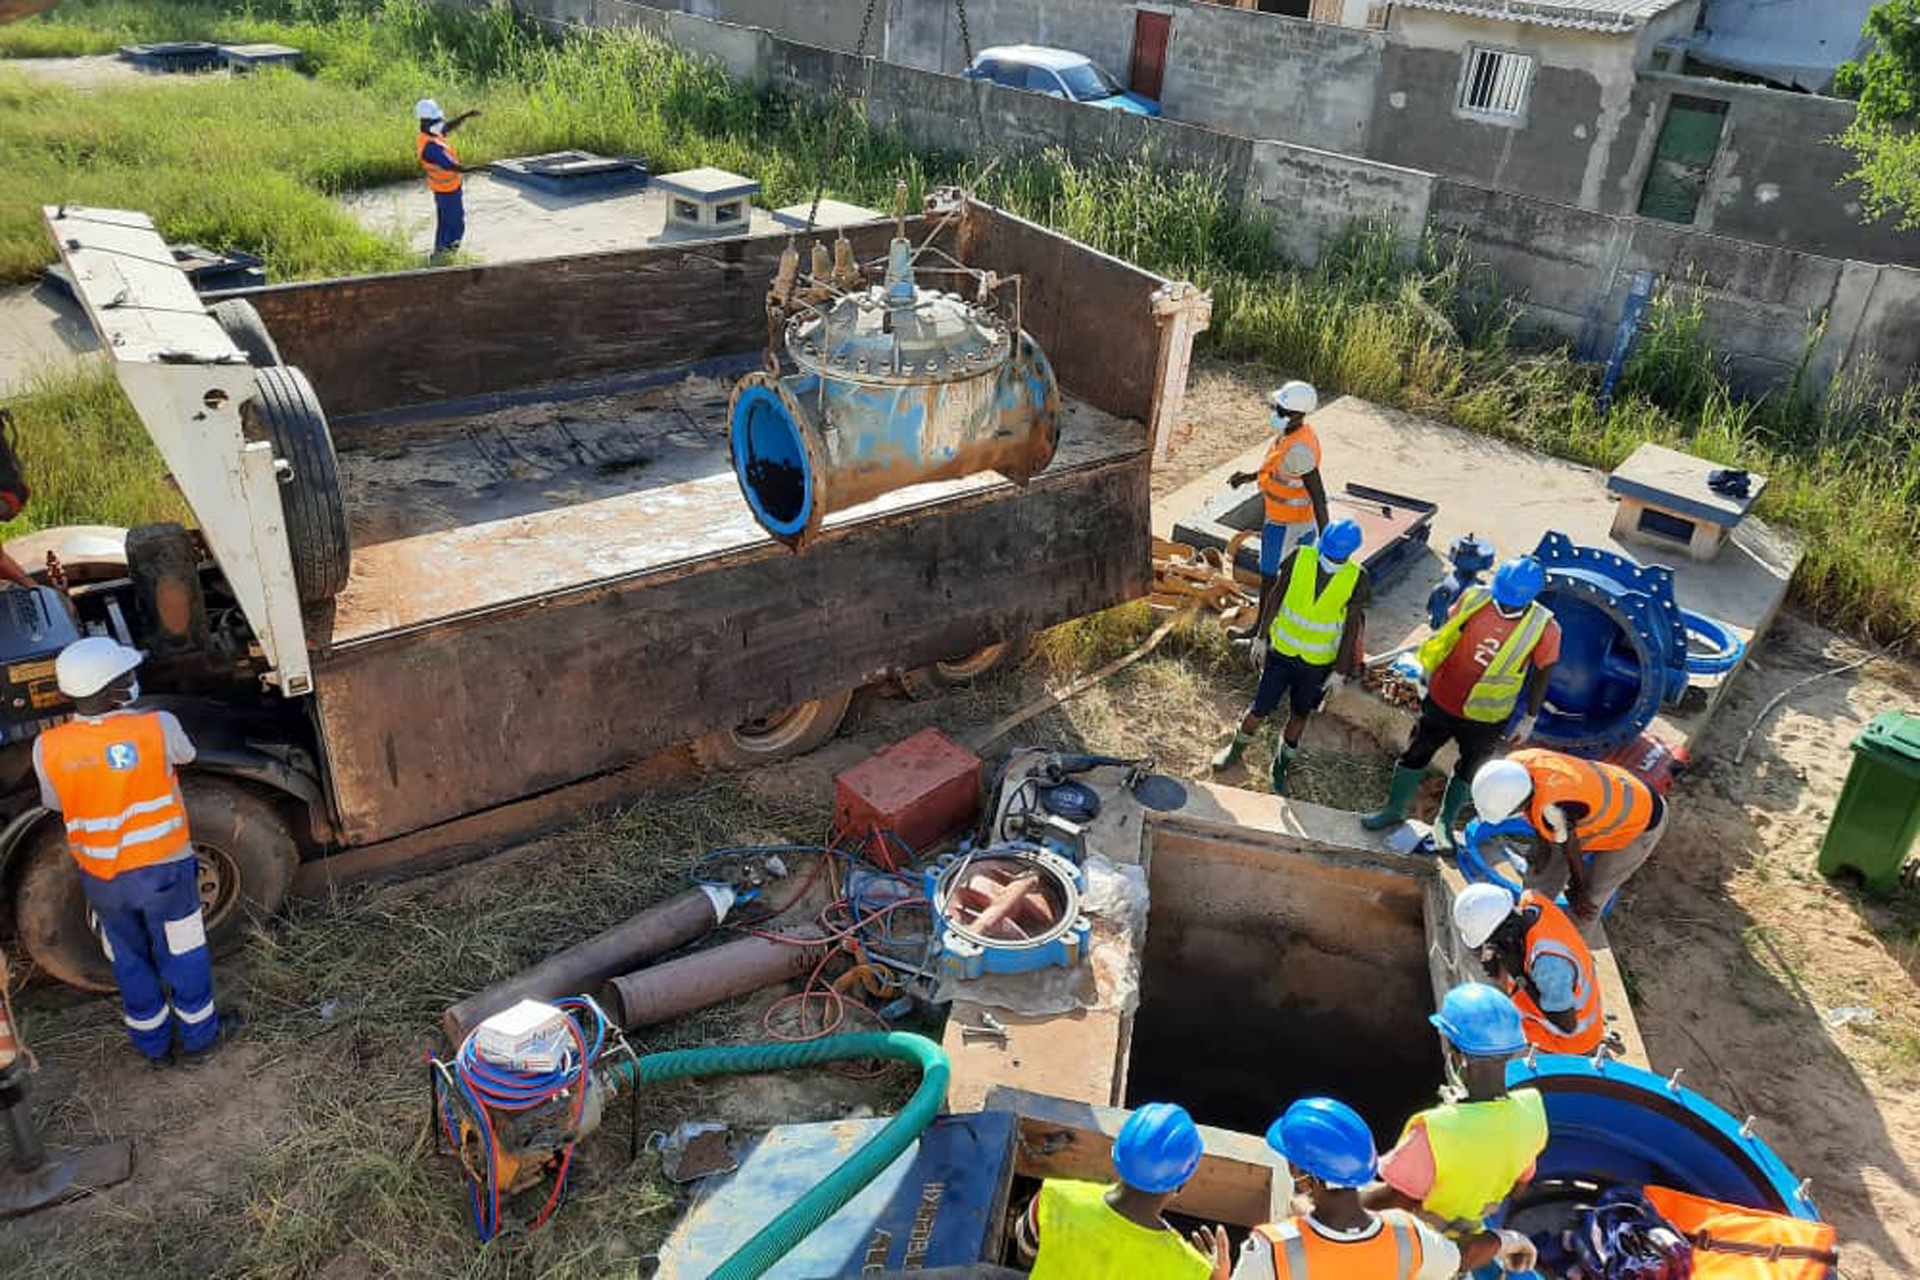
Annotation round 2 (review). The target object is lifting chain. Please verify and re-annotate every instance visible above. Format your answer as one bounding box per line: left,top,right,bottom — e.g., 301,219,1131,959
803,0,882,232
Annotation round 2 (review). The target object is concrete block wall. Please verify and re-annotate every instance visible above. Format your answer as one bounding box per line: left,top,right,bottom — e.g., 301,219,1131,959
1246,140,1434,267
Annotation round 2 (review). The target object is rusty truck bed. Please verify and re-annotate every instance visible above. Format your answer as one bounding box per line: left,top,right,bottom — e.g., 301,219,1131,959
322,356,1143,647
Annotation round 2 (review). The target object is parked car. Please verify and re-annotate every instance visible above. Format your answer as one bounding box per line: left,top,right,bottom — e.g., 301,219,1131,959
964,45,1161,116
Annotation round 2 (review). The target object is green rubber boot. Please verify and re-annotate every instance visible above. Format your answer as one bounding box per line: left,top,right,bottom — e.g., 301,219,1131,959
1270,742,1297,795
1211,730,1254,772
1361,764,1425,831
1430,775,1473,853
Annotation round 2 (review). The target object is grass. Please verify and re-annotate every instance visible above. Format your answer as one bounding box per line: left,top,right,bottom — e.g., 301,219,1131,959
2,0,1919,644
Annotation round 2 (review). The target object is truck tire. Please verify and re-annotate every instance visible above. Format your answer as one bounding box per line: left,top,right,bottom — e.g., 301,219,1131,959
898,634,1032,700
690,688,855,770
16,778,300,993
250,365,350,602
209,298,282,367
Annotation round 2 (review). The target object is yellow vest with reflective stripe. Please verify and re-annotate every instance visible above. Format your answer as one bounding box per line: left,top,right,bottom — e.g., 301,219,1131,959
1403,1089,1548,1229
1029,1180,1213,1280
1415,589,1551,723
1269,551,1359,666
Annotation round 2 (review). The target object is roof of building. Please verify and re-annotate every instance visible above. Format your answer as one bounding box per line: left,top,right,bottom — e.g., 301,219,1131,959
1394,0,1689,32
1688,0,1876,94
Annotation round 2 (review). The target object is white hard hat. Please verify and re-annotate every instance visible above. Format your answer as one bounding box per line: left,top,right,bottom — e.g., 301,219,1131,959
1454,882,1519,949
1471,758,1534,824
1269,380,1318,415
415,98,443,120
56,637,144,699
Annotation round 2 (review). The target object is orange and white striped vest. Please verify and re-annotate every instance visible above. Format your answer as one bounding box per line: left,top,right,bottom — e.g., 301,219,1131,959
1512,891,1604,1054
1255,1211,1425,1278
418,130,461,194
36,712,191,879
1260,422,1321,525
1513,748,1656,852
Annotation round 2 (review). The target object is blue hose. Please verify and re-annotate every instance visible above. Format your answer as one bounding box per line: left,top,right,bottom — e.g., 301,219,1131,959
1680,609,1745,676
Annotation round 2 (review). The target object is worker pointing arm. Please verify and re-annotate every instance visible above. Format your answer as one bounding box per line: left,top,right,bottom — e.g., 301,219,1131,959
416,98,482,260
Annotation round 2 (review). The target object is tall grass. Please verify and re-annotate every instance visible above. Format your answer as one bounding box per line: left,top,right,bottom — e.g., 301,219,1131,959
2,0,1918,640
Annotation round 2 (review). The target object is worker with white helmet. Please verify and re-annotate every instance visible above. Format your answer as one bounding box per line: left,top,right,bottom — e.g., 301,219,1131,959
1470,748,1667,935
1452,882,1604,1055
416,97,482,259
1227,381,1329,644
31,639,229,1066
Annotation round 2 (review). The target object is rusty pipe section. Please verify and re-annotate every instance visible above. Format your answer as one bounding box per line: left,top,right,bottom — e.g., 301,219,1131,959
730,236,1060,549
600,927,829,1030
441,886,729,1045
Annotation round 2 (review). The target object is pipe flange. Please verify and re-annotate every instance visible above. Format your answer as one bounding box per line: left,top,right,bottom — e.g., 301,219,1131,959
928,845,1090,983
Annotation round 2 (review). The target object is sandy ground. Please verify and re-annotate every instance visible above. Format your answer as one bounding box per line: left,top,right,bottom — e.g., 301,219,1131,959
2,55,185,91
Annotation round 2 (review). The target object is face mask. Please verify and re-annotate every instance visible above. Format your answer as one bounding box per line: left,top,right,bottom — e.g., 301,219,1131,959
1440,1048,1468,1104
114,678,140,708
1270,411,1290,431
1319,551,1345,573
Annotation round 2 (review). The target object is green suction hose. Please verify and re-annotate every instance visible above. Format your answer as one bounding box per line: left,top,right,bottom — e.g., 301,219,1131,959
602,1031,950,1280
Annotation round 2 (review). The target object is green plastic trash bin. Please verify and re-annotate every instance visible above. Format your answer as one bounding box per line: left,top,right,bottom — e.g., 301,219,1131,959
1818,711,1920,894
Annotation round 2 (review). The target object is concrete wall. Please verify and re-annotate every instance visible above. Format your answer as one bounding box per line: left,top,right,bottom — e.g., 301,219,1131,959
884,0,1382,154
1245,139,1433,265
1616,74,1919,267
643,0,878,51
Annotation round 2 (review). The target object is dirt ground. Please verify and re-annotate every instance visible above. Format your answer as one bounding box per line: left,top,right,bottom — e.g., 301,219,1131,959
6,361,1920,1277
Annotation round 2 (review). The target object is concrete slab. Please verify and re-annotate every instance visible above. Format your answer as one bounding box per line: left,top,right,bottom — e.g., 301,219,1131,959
337,174,781,264
0,55,167,91
770,199,887,231
1156,396,1803,754
0,284,99,393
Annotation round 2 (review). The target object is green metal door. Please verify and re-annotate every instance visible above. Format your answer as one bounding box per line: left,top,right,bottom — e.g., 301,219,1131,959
1638,95,1729,224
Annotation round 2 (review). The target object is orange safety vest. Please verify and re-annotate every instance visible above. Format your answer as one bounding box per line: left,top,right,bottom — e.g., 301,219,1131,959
418,129,461,194
36,712,192,880
1512,748,1656,852
1256,1212,1425,1278
1510,891,1603,1054
1260,422,1321,525
1643,1185,1839,1279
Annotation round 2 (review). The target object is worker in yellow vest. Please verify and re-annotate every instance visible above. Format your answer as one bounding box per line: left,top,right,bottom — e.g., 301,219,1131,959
1235,1096,1537,1277
1227,382,1329,643
1362,557,1558,852
1471,747,1667,934
1212,518,1366,794
1016,1101,1229,1279
1366,984,1547,1248
1453,882,1605,1056
416,97,481,259
31,639,231,1066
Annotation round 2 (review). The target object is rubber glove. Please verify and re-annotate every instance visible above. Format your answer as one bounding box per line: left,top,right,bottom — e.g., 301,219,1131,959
1495,1229,1538,1273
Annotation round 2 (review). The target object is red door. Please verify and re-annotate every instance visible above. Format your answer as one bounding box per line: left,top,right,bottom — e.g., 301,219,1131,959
1130,9,1171,102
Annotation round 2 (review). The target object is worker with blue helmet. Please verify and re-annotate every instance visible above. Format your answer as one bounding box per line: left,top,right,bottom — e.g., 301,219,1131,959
1017,1100,1228,1278
1212,517,1369,795
1366,985,1548,1255
1362,554,1560,852
1230,1096,1536,1277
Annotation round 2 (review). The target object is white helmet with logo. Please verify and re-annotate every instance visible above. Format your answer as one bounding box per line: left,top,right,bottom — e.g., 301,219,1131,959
1268,380,1318,416
1453,882,1519,949
55,637,144,699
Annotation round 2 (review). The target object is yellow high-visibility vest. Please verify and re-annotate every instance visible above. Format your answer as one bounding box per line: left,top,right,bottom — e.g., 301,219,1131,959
1269,550,1359,666
1403,1089,1548,1229
1029,1180,1213,1280
1416,588,1551,722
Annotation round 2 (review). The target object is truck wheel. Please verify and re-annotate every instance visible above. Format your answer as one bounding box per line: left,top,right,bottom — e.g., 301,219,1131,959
691,688,855,769
209,298,282,367
16,779,300,993
251,366,351,602
898,634,1032,700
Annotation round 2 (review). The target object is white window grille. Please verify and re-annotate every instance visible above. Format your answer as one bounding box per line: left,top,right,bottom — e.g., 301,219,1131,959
1459,47,1534,119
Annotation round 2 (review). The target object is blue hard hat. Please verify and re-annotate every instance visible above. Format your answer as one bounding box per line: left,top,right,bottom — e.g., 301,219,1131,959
1264,1097,1377,1188
1429,982,1527,1057
1112,1101,1204,1193
1491,556,1546,612
1318,518,1363,564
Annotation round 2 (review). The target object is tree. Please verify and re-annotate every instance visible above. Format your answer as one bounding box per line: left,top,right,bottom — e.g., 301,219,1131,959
1835,0,1920,229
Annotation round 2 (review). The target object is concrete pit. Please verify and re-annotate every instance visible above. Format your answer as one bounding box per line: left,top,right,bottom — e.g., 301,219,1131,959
1125,824,1443,1148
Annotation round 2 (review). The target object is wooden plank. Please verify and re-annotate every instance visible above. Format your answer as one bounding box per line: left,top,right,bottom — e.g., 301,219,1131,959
944,1003,1129,1114
956,201,1168,426
984,1087,1288,1227
310,452,1151,845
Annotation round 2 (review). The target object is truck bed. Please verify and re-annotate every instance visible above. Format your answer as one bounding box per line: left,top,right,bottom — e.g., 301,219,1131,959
322,355,1143,647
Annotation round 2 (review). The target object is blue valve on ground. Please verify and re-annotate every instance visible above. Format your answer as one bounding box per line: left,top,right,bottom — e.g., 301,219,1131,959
1456,817,1537,895
1427,533,1498,630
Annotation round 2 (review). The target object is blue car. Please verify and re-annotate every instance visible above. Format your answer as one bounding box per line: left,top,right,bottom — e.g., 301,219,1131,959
964,45,1162,117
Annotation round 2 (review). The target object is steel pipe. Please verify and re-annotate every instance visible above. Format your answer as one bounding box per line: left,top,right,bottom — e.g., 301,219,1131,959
600,927,829,1030
441,886,730,1045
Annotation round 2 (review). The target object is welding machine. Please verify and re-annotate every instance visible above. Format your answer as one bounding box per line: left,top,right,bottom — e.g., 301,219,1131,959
0,587,80,745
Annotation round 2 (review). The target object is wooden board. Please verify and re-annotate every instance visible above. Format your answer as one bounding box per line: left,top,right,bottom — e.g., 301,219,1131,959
310,451,1150,845
984,1086,1288,1227
944,1003,1130,1115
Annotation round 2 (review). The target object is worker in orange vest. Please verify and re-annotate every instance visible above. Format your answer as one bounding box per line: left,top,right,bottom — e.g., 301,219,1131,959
31,639,229,1066
1227,382,1329,643
1452,882,1604,1055
1471,748,1668,935
416,97,481,258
